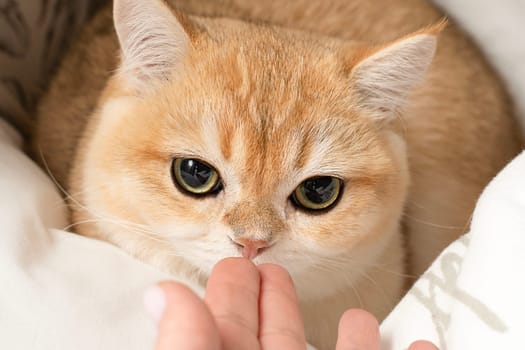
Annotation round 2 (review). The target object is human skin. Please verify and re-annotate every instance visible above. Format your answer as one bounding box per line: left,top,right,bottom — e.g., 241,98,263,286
144,258,438,350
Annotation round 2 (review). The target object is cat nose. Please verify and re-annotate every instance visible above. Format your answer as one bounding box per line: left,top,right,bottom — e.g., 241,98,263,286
231,238,270,260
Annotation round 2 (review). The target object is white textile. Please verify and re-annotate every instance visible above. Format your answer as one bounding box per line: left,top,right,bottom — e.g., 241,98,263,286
381,150,525,349
0,119,183,349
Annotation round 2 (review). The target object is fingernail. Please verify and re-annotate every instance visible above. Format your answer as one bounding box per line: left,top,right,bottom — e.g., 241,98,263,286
143,285,166,323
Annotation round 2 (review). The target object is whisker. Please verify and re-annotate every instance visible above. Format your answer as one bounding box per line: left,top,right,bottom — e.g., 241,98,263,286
39,149,89,213
349,283,364,308
401,213,466,230
358,269,395,304
65,216,178,245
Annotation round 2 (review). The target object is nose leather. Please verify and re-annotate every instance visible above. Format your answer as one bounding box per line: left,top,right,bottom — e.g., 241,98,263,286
233,238,270,260
225,200,284,259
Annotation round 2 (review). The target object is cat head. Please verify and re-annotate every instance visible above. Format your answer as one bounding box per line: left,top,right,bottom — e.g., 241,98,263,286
73,0,442,299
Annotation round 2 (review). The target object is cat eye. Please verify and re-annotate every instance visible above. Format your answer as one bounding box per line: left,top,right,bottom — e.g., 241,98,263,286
291,176,343,211
171,158,223,196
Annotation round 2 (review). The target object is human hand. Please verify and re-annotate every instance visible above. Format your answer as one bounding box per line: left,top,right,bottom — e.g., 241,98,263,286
144,257,438,350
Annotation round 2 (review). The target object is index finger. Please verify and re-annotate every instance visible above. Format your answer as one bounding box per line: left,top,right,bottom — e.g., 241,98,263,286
205,257,261,350
409,340,439,350
258,264,307,350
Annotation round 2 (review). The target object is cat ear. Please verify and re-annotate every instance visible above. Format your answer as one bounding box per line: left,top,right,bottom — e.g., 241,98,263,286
113,0,190,86
349,21,446,119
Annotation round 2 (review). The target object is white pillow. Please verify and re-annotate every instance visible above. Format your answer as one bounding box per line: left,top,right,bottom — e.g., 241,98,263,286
381,149,525,349
0,119,195,349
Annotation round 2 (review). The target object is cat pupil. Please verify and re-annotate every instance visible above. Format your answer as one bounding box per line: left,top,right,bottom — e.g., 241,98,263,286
171,158,222,196
180,159,212,187
291,176,342,211
303,177,336,204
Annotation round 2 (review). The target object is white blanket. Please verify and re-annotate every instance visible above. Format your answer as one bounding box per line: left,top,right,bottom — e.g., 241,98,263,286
0,119,197,349
381,150,525,349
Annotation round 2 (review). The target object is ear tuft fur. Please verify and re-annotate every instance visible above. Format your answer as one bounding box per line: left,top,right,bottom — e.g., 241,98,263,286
350,21,445,119
114,0,190,87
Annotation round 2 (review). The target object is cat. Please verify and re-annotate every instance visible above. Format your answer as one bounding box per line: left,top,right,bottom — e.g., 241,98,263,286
32,0,522,348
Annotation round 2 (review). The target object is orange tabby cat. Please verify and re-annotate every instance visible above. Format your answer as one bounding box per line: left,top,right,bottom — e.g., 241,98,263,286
33,0,521,348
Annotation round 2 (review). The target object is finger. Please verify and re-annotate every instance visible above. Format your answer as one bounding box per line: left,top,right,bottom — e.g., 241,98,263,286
147,282,221,350
409,340,439,350
205,257,261,350
258,263,306,350
336,309,380,350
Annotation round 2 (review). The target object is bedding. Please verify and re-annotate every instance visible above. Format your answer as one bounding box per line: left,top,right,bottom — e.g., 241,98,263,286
0,119,200,349
381,150,525,349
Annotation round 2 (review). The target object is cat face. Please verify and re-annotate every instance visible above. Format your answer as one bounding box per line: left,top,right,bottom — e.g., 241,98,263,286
73,0,439,299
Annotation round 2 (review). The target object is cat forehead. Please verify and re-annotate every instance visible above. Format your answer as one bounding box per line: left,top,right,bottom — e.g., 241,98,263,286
190,19,349,88
197,16,345,54
165,30,355,134
155,90,376,185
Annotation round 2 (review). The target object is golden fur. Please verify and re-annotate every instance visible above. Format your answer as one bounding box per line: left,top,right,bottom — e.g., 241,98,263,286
33,0,522,348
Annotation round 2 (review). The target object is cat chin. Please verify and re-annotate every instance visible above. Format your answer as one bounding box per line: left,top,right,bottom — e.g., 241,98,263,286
122,241,354,301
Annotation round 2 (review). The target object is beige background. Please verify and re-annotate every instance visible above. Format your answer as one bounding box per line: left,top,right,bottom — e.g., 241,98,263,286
0,0,96,134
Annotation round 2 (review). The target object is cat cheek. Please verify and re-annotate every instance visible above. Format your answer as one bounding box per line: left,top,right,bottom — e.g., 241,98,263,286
192,227,242,257
154,222,211,241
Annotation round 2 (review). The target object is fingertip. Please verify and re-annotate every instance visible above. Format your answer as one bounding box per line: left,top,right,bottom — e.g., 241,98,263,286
258,263,299,308
206,257,260,298
212,257,259,279
258,262,290,275
408,340,439,350
258,263,294,288
339,309,379,330
336,309,380,350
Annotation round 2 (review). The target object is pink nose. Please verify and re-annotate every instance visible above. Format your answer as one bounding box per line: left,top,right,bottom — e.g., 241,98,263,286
232,238,270,260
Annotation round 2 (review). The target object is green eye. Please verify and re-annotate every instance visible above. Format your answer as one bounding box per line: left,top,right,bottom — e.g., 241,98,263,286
291,176,343,211
172,158,222,196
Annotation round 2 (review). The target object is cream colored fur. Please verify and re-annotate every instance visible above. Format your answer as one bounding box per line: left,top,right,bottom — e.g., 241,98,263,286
33,0,522,349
